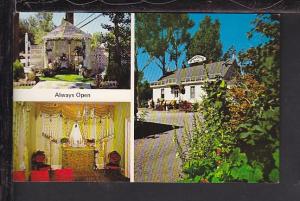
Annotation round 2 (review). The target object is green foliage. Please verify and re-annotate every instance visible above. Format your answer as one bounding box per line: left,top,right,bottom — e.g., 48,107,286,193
19,20,35,52
135,13,194,117
90,32,103,50
136,13,194,75
102,13,131,89
168,14,194,68
40,74,93,83
13,60,25,81
20,12,55,45
236,14,280,181
222,45,236,61
268,149,279,182
176,78,236,182
192,102,200,112
187,16,222,62
27,71,36,81
175,15,280,183
135,70,152,107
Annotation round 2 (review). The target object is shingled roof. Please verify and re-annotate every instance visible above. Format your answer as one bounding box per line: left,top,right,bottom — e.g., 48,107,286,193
43,20,91,41
151,60,236,87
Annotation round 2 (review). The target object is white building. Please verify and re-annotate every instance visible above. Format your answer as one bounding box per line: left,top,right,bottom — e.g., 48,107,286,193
150,59,238,104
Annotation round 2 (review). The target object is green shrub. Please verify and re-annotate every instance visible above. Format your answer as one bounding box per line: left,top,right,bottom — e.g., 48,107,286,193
175,76,279,183
27,71,36,81
179,101,193,112
13,60,25,81
192,102,200,112
42,68,56,77
174,15,280,183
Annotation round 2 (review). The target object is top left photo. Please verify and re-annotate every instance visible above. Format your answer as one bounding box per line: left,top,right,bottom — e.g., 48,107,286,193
13,12,131,89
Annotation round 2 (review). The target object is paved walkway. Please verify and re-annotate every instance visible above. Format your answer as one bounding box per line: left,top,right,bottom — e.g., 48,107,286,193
134,110,194,182
32,81,91,89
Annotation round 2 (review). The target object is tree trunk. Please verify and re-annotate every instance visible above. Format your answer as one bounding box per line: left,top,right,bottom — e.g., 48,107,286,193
135,54,141,108
162,54,167,75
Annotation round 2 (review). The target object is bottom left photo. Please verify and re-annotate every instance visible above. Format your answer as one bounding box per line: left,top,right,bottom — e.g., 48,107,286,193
12,101,131,182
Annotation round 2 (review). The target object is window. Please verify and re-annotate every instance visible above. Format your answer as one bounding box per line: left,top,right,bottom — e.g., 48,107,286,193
190,86,195,99
174,89,179,98
161,88,165,99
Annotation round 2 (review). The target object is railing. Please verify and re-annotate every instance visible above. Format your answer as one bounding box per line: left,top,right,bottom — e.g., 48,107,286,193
150,73,222,87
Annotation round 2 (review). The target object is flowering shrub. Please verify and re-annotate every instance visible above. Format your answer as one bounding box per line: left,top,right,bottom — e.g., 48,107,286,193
174,14,279,183
175,76,279,183
13,60,25,81
179,101,193,112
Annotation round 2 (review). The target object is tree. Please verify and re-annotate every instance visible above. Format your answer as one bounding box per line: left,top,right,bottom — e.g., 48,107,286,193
239,14,280,90
168,15,194,69
18,20,35,53
222,45,237,61
19,12,55,45
136,13,193,76
101,13,131,89
176,14,280,183
136,71,152,107
135,13,193,111
237,14,280,180
135,13,171,76
187,16,222,63
90,32,103,50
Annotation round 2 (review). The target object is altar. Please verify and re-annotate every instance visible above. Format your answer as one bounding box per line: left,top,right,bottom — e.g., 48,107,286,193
62,147,95,173
13,102,131,181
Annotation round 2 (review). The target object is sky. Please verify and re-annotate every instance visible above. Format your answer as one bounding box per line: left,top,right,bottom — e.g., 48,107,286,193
19,12,112,34
19,13,270,83
137,14,270,82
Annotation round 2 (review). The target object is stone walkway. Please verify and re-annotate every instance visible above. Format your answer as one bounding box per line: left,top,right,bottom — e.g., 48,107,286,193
134,110,194,182
32,81,91,89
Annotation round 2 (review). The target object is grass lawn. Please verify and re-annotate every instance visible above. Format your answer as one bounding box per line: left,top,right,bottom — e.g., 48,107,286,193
39,74,93,83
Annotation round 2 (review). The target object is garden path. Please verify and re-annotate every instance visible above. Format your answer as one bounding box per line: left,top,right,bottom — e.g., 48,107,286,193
32,81,91,89
134,110,194,182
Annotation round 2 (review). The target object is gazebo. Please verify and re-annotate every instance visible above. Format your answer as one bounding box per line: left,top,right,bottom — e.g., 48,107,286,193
43,20,92,72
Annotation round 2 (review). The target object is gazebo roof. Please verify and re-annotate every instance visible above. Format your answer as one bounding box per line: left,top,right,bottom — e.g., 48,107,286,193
43,20,92,41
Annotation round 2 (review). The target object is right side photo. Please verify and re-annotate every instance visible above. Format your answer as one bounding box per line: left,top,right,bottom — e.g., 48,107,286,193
134,13,280,183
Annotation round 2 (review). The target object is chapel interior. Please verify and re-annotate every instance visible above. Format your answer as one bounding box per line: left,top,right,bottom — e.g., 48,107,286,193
12,102,131,182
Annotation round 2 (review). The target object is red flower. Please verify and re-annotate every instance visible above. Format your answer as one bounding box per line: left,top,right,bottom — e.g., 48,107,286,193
216,148,222,156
